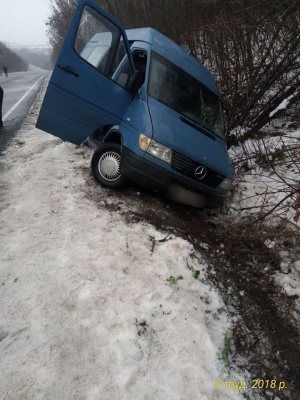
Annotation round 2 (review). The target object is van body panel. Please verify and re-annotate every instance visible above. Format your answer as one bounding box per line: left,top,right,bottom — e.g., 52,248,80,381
38,76,133,145
119,98,153,154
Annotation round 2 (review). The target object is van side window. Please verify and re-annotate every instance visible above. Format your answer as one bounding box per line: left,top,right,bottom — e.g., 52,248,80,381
75,6,127,78
133,51,147,85
114,51,147,90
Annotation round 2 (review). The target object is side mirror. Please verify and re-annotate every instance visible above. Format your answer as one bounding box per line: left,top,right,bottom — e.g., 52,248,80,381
227,134,236,150
129,70,144,94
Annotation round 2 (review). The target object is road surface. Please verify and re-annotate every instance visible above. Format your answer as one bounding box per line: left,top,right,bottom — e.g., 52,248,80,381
0,69,48,154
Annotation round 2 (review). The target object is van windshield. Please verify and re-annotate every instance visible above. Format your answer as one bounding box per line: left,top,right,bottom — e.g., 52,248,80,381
148,52,225,138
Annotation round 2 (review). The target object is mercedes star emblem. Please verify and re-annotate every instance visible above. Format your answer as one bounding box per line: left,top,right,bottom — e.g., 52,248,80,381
195,165,207,180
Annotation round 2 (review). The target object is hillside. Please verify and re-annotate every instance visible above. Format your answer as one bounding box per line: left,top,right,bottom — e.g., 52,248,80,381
0,42,28,72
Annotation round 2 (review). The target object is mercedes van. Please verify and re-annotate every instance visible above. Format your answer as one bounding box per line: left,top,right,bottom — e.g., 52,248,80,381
36,0,235,208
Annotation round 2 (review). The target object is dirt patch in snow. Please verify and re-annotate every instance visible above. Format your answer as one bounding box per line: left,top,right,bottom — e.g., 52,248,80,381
83,168,300,400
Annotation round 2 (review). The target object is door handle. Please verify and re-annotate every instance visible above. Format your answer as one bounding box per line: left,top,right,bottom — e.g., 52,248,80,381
57,64,79,77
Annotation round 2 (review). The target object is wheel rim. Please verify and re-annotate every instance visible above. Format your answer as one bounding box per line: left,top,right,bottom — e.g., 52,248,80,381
98,151,121,181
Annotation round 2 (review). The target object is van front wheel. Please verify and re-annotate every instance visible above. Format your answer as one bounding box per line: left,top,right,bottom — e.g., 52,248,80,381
91,143,128,189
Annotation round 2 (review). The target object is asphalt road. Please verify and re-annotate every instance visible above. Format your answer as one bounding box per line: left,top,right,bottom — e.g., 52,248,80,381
0,69,48,155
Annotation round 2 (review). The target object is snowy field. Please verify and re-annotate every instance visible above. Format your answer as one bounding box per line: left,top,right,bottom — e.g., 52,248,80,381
1,76,299,400
0,85,248,399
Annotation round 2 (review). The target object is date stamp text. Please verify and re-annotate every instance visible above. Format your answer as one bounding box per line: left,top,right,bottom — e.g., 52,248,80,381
214,379,288,391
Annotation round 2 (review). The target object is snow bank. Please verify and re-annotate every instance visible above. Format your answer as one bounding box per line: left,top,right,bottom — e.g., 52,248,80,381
229,130,300,226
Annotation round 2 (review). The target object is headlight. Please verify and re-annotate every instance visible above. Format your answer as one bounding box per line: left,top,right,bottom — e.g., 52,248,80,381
219,177,233,191
139,134,172,164
139,134,151,151
148,141,172,163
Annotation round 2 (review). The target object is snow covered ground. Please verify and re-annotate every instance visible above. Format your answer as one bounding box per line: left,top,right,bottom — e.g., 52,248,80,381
229,129,300,226
228,128,300,314
0,84,249,399
2,75,299,399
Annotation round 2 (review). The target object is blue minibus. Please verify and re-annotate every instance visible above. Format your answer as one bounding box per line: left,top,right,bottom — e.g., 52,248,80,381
36,0,235,207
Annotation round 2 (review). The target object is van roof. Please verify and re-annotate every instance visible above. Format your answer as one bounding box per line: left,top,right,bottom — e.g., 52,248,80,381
126,27,219,95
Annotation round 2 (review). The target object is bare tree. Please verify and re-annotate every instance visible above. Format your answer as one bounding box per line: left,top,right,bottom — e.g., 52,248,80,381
47,0,78,62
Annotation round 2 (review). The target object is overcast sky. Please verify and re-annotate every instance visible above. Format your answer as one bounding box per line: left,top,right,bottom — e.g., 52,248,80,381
0,0,51,46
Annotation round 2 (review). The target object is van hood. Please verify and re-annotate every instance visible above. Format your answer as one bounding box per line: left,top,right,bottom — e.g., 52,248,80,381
148,97,234,177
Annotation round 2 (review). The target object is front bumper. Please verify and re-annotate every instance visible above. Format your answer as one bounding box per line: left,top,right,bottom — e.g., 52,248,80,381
121,147,228,208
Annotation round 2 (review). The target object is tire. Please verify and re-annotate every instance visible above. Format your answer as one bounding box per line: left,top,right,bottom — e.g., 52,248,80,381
91,142,128,189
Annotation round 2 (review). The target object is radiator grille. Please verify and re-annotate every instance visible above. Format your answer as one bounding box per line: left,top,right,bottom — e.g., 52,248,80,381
171,151,224,188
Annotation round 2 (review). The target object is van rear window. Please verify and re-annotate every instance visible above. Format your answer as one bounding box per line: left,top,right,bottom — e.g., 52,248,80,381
148,52,225,138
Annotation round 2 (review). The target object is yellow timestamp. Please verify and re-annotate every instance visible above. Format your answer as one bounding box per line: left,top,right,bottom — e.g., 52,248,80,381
214,379,288,391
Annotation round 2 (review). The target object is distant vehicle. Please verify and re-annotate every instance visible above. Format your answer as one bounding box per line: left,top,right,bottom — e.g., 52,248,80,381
36,0,235,208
